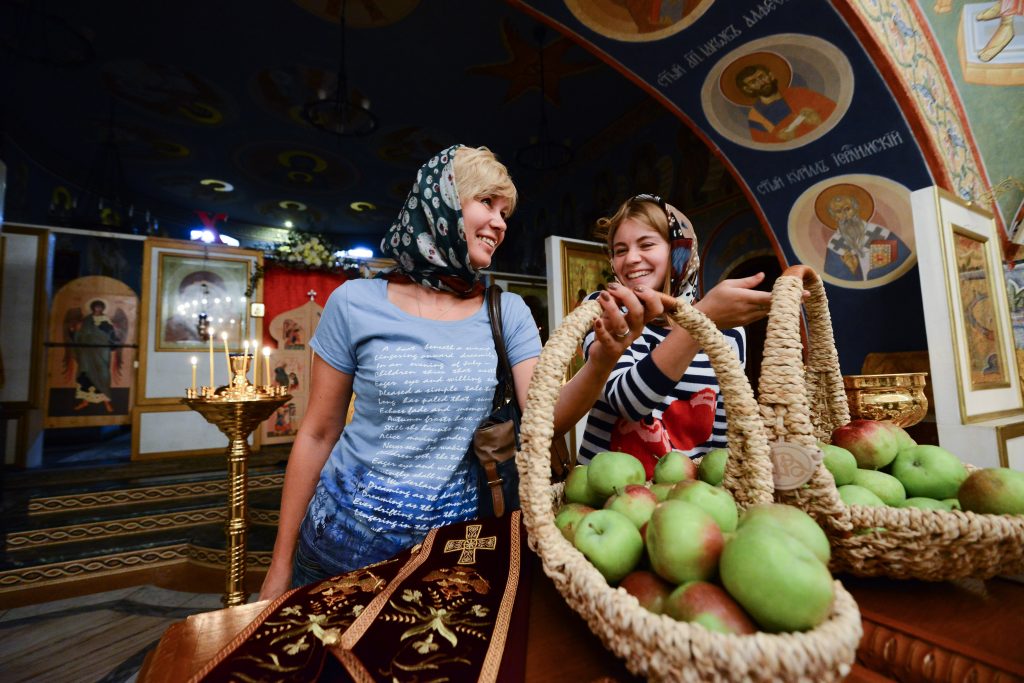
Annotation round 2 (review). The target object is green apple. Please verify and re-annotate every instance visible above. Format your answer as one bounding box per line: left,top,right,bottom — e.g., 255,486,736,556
667,480,738,532
554,503,594,543
880,421,916,452
850,469,906,506
619,569,674,614
831,419,900,469
821,444,858,486
697,448,728,486
654,450,698,484
645,500,724,584
650,482,674,502
663,580,756,634
889,445,968,500
605,484,659,529
896,497,948,511
944,498,962,511
737,503,831,565
587,451,647,499
563,465,606,508
573,509,644,583
958,467,1024,515
838,484,885,507
719,525,835,633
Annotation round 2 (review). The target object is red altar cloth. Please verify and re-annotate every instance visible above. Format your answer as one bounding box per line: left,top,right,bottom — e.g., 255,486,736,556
261,263,348,347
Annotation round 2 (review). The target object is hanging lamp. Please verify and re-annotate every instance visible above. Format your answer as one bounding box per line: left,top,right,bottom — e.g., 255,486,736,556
302,0,377,137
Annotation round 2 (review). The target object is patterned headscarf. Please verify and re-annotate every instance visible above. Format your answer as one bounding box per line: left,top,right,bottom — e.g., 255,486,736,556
377,144,482,296
626,194,700,304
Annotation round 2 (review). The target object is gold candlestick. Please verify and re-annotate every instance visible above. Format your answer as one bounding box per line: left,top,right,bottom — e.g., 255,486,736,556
182,390,290,607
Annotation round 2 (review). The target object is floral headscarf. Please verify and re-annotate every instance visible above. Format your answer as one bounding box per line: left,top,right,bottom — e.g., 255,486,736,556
628,193,700,305
378,144,482,296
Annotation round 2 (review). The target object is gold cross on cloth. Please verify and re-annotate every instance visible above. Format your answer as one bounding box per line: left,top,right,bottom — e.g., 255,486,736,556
443,524,497,565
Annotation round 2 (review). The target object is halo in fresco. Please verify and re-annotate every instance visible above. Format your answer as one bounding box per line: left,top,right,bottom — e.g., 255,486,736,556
700,34,853,151
564,0,716,42
788,174,916,290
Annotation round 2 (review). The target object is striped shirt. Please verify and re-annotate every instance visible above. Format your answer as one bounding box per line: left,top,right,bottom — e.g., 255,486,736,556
577,316,746,474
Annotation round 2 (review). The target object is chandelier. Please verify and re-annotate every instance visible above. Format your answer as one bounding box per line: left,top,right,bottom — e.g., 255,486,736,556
516,26,572,171
302,0,377,137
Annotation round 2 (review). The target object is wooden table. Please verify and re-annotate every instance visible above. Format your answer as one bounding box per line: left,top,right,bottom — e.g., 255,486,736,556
139,551,1024,682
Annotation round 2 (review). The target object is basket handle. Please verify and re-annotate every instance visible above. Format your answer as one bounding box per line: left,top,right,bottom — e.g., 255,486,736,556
759,266,852,527
518,296,776,561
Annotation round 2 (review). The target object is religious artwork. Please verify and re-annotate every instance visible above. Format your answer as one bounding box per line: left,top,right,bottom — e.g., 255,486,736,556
911,186,1022,424
788,174,916,290
937,0,1024,84
1001,264,1024,391
561,240,613,317
156,252,252,351
700,34,853,151
263,298,323,445
954,228,1010,389
44,276,138,427
563,0,716,41
101,61,232,124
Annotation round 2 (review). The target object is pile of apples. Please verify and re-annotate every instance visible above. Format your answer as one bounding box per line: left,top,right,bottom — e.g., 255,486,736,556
556,450,836,635
824,420,1024,514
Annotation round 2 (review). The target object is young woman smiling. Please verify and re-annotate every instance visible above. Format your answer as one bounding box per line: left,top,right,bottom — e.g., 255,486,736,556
576,194,773,477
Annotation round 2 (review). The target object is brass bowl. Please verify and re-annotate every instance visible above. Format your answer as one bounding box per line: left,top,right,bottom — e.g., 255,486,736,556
843,372,929,428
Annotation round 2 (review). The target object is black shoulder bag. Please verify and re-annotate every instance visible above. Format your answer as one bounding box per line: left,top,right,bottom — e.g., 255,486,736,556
470,286,576,518
471,285,522,518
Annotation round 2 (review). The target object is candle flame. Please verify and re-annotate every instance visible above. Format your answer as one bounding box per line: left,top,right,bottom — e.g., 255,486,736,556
190,356,197,365
263,347,270,356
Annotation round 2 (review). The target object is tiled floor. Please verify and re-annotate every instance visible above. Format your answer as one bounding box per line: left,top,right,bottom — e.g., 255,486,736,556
0,586,244,682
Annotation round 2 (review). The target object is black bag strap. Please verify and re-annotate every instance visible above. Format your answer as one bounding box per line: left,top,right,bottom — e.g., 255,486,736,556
486,285,521,446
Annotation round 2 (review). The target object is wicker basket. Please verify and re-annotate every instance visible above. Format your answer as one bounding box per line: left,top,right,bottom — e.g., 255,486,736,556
517,296,862,682
760,264,1024,580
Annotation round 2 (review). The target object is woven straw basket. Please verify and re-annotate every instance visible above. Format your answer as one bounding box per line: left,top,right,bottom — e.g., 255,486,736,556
517,295,863,682
760,265,1024,580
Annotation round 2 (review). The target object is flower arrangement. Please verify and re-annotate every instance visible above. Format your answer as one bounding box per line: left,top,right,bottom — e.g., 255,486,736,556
266,231,339,271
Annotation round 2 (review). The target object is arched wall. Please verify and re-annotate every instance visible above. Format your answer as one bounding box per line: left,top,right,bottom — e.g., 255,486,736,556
511,0,1003,373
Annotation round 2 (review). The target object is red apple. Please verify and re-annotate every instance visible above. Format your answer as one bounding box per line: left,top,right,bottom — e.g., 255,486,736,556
645,500,724,584
831,420,900,469
653,450,698,484
554,503,594,544
619,569,674,614
663,580,756,634
958,467,1024,515
604,484,659,529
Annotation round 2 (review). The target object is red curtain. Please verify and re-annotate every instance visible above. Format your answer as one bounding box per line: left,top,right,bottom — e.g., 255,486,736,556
261,263,348,347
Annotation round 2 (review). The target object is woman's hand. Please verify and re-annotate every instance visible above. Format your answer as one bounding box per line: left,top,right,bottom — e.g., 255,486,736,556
587,283,645,367
693,272,772,329
258,561,293,602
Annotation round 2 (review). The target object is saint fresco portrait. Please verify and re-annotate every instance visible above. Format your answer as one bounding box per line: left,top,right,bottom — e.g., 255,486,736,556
788,174,917,290
564,0,716,41
701,34,853,152
156,253,252,351
45,275,138,427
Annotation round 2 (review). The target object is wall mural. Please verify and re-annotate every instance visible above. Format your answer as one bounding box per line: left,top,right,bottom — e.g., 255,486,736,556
512,0,938,372
788,175,916,289
700,34,853,151
564,0,716,41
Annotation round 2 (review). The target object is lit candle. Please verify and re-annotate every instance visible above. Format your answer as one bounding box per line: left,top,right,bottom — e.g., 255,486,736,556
190,356,197,392
252,338,260,387
221,331,231,379
263,347,271,387
243,340,250,380
208,327,215,388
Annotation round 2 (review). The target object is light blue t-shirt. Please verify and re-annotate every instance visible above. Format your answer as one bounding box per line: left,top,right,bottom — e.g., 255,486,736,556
301,278,541,573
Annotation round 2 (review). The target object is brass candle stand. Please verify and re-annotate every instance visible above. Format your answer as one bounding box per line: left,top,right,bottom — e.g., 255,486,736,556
182,354,290,607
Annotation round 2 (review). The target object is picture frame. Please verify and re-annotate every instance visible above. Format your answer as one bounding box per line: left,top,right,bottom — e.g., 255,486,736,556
545,237,613,456
155,251,253,352
912,186,1023,424
482,270,549,343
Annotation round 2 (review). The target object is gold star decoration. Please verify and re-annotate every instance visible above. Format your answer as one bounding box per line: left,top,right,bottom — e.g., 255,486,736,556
467,18,598,106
